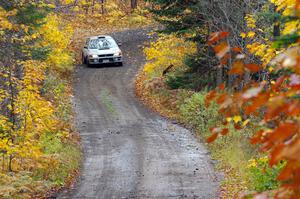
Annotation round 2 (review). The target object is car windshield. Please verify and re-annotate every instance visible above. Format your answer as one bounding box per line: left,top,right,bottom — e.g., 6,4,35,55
88,38,117,50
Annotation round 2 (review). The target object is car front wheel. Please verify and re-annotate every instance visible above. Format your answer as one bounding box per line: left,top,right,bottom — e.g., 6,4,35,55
87,60,91,67
82,54,86,64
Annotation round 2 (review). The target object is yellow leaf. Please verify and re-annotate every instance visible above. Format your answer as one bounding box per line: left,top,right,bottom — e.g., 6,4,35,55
233,115,242,123
240,32,246,38
247,31,256,38
242,119,250,126
226,117,232,122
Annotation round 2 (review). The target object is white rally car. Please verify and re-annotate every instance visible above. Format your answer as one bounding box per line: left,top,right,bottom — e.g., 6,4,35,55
82,35,123,67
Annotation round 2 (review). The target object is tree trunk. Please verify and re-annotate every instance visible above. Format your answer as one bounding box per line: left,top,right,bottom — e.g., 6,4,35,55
216,67,223,86
131,0,137,11
272,4,280,38
92,0,95,13
101,0,105,15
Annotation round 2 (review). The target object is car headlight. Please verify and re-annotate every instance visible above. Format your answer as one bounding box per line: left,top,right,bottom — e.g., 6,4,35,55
114,51,122,57
88,54,98,58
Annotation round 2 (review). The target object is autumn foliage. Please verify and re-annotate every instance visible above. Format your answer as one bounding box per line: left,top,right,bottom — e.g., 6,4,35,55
206,1,300,198
0,1,82,197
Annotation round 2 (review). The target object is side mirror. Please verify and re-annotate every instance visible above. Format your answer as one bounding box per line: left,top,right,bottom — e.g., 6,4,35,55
117,42,122,46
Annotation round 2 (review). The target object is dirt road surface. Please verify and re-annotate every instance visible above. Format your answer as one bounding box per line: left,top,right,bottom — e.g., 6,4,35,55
57,28,220,199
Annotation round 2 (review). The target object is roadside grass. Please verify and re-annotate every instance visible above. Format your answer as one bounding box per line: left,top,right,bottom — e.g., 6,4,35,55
0,71,81,199
0,136,81,199
39,70,82,195
135,71,280,198
36,133,81,187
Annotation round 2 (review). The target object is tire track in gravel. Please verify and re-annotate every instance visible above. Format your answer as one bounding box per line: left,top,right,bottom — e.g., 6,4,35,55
57,28,220,199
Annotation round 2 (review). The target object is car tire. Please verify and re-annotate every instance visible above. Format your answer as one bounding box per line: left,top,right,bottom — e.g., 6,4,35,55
118,62,123,67
87,61,91,67
82,54,86,65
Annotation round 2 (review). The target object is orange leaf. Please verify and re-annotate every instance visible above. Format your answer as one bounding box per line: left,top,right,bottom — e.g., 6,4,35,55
280,137,300,161
207,133,219,143
251,130,264,145
277,163,294,181
287,101,300,116
219,31,230,39
272,76,286,91
245,104,257,115
270,144,285,166
221,128,229,135
232,47,242,53
297,0,300,11
245,92,270,115
213,41,230,59
268,122,296,143
264,97,287,121
216,93,228,105
205,90,217,107
218,83,225,90
245,63,261,73
208,31,230,45
228,60,244,75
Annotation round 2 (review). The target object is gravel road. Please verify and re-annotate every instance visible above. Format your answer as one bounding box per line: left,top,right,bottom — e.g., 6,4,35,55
57,28,220,199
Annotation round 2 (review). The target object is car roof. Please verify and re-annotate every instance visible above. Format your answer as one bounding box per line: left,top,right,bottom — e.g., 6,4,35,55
87,35,113,40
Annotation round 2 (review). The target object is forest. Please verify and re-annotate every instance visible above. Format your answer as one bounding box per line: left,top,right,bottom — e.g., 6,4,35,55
0,0,300,198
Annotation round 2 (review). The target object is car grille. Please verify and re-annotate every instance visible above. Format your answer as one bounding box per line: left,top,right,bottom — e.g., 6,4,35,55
99,58,114,63
98,54,114,57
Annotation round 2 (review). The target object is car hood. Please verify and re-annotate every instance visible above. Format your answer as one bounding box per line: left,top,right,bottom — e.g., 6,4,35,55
87,48,120,55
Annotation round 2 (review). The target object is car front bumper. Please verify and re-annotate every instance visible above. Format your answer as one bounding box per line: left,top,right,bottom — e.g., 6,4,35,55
88,56,122,64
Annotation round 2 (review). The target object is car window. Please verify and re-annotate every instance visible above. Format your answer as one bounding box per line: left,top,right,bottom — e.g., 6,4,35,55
88,38,118,50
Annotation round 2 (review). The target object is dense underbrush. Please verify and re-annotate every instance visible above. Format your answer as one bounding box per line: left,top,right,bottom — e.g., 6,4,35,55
135,34,284,198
